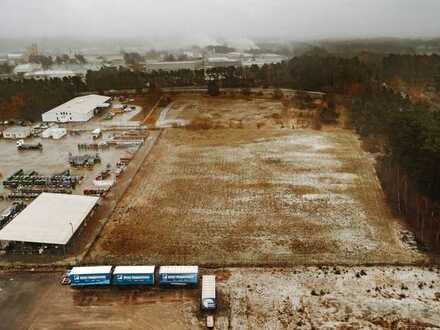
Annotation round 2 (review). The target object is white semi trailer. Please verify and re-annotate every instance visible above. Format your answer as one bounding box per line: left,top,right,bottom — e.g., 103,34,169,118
201,275,216,311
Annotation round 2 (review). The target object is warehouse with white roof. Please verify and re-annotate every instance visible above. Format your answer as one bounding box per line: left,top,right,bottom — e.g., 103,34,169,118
42,94,111,122
0,193,99,254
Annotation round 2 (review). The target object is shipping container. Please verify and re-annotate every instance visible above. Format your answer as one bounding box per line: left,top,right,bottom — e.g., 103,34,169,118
69,266,112,287
201,275,217,311
112,266,155,286
159,266,199,286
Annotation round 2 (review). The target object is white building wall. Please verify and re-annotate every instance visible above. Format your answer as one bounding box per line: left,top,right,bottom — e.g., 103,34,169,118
42,95,110,123
42,109,93,122
2,127,32,139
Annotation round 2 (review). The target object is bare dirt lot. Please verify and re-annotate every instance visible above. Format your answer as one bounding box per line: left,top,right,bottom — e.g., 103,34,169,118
221,266,440,329
0,272,201,330
158,94,314,129
89,95,422,266
1,267,440,330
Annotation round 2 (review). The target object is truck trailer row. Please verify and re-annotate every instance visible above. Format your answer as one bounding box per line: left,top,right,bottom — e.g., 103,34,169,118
67,265,199,287
66,265,217,311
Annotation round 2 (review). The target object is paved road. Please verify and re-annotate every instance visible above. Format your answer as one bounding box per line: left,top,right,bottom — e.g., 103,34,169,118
155,103,174,128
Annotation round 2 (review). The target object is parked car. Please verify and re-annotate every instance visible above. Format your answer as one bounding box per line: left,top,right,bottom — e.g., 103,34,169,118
206,315,214,329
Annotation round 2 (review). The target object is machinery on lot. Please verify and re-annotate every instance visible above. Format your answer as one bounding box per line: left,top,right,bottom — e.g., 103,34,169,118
0,202,26,229
3,169,81,189
95,169,111,181
92,128,102,140
16,140,43,151
83,188,109,197
78,142,109,151
8,187,72,200
206,315,214,329
68,153,101,168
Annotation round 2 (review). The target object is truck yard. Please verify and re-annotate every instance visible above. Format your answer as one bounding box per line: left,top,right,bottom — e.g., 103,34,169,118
0,131,138,210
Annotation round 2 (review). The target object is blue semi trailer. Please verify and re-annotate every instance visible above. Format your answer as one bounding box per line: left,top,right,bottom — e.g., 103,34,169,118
112,266,155,285
159,266,199,286
69,266,113,287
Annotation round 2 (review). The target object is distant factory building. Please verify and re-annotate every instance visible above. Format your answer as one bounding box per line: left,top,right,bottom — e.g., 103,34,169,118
42,94,111,123
0,193,99,254
206,57,241,68
24,70,78,80
2,126,32,139
7,53,24,65
242,53,288,67
13,63,42,75
146,60,204,72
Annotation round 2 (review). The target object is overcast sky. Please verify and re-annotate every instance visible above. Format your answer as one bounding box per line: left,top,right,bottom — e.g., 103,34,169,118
1,0,439,42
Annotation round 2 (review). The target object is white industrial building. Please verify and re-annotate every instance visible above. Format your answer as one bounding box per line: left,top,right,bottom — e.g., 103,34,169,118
206,57,241,68
0,193,99,254
146,60,204,72
41,126,67,139
13,63,42,75
42,94,111,123
2,126,32,139
24,70,78,80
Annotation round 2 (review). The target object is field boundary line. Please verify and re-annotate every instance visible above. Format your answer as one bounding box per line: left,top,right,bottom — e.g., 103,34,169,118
79,129,164,263
142,95,164,125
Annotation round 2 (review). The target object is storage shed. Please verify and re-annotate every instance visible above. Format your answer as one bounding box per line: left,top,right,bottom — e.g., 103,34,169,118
0,193,99,254
2,126,32,139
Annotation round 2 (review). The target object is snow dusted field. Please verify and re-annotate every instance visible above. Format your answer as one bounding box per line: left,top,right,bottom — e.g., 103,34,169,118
90,127,421,265
83,96,438,329
216,267,440,329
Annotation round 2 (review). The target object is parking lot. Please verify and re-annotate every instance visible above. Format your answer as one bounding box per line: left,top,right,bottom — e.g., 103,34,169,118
0,271,202,330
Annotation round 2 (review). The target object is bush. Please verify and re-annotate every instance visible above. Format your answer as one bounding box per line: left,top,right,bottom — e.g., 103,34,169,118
320,107,339,124
273,88,284,99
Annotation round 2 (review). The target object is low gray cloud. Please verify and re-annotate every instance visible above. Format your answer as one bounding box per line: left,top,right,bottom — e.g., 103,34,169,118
0,0,439,40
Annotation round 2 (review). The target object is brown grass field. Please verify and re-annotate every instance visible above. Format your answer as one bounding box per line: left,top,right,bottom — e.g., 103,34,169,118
88,95,422,266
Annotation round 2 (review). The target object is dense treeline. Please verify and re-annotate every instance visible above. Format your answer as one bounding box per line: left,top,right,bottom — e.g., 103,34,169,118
81,57,368,92
1,51,440,124
0,77,86,121
350,86,440,201
86,67,146,92
382,54,440,84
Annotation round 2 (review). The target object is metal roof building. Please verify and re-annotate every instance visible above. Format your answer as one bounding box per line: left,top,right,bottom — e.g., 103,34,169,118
0,193,99,254
42,94,111,123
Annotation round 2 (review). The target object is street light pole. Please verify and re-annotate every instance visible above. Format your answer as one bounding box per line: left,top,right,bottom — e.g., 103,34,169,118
69,222,74,236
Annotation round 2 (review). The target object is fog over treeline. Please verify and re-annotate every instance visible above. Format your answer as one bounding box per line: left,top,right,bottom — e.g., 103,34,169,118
1,0,440,43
